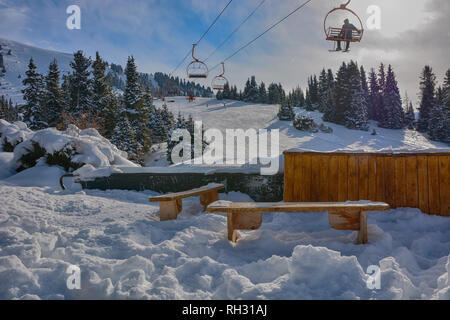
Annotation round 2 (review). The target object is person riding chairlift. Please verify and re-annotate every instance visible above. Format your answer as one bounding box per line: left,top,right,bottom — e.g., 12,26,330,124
336,18,360,51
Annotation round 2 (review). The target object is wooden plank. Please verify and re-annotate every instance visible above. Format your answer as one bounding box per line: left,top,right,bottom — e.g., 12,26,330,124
301,154,312,202
338,155,348,202
358,211,368,244
159,200,181,221
358,156,369,200
293,154,303,202
438,156,449,216
395,156,407,208
428,156,441,215
417,155,429,214
311,155,320,202
348,155,358,201
329,155,339,202
368,156,377,201
375,156,385,202
150,184,224,201
328,209,360,230
384,156,396,208
283,154,295,202
319,155,330,202
405,156,419,208
207,201,390,213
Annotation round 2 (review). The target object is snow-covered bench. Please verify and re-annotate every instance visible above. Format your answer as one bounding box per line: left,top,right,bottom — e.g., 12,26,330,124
207,201,390,244
150,184,225,221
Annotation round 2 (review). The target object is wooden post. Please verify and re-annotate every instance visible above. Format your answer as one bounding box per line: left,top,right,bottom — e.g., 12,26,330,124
200,190,219,209
357,211,368,244
160,199,182,221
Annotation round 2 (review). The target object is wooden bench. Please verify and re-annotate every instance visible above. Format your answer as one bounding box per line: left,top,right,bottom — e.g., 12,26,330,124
150,184,224,221
207,201,390,244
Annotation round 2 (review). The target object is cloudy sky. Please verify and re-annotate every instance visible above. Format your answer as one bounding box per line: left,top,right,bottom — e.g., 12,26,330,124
0,0,448,105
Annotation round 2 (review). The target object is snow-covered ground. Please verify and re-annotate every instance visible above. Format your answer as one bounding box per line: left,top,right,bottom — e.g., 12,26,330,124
0,167,449,300
151,97,449,167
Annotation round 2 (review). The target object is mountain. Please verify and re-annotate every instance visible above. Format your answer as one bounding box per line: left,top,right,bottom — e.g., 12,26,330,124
0,38,159,105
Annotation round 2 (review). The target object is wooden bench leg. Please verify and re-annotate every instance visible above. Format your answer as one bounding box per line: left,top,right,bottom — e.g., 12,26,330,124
227,211,263,243
200,190,219,209
159,199,182,221
357,211,368,244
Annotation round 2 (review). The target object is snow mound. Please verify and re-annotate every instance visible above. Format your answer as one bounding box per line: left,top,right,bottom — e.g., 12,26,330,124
0,120,33,150
13,124,137,171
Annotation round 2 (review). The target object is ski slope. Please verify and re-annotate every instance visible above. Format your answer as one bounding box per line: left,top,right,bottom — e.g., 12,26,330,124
151,96,448,167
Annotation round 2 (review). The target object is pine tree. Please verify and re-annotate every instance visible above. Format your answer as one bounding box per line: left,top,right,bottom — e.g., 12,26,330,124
67,50,93,115
360,66,370,115
123,56,142,110
379,65,404,129
43,59,64,127
345,62,369,130
441,69,450,142
22,57,45,128
278,101,294,121
417,65,436,132
318,69,328,112
403,92,415,130
332,62,351,125
111,111,140,162
428,87,447,142
259,82,267,103
368,68,380,121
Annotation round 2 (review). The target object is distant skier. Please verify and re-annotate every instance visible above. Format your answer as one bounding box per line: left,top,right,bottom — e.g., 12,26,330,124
335,18,360,52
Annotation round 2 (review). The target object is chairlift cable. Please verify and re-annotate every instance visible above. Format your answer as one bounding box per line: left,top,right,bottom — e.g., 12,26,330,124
209,0,314,72
169,0,234,77
204,0,267,63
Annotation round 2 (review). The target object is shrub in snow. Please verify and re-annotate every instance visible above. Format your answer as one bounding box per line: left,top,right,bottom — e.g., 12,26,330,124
319,123,333,133
278,102,294,121
0,120,33,152
293,115,318,133
13,124,137,172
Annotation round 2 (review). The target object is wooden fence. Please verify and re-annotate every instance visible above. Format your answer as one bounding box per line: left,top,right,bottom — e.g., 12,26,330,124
283,151,449,216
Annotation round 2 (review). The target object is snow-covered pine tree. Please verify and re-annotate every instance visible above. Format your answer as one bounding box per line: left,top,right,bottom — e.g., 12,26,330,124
278,101,294,121
379,65,404,129
67,50,93,116
403,92,415,130
375,63,387,123
259,82,267,103
345,62,369,130
322,86,335,123
246,76,259,103
368,68,380,121
428,87,447,142
318,69,328,112
332,62,351,125
417,65,436,132
442,69,450,142
43,59,64,127
360,66,370,114
111,110,141,162
22,57,45,128
123,56,152,160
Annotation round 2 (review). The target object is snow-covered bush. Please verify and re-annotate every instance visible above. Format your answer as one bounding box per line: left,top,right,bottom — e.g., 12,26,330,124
0,120,33,152
13,124,137,172
319,123,333,134
293,115,318,133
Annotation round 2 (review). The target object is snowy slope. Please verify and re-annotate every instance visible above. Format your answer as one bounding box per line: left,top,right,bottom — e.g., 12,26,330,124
151,97,449,167
0,38,73,105
0,38,158,105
